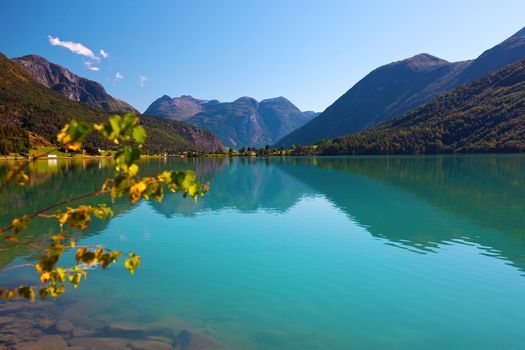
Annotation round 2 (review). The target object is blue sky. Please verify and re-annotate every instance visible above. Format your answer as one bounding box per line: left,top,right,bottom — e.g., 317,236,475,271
1,0,524,113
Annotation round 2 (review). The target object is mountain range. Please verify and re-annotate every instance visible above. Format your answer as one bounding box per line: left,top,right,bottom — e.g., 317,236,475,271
2,26,525,156
277,26,525,146
145,95,318,148
0,53,223,154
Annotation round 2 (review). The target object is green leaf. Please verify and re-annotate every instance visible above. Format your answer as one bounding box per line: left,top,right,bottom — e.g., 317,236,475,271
132,125,147,145
57,120,94,150
93,205,114,220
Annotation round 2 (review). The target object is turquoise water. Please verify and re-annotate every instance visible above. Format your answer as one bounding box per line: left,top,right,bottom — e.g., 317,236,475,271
1,156,525,349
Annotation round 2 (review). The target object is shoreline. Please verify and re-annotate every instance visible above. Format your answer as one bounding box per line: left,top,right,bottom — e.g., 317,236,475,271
0,154,167,161
1,152,524,162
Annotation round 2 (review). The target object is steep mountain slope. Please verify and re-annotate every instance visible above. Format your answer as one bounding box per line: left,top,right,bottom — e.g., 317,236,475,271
0,53,223,154
277,26,525,146
145,95,316,148
317,59,525,154
454,27,525,85
188,97,266,148
13,55,138,114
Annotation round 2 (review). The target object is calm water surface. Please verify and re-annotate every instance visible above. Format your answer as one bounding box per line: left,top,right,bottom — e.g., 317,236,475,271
1,155,524,349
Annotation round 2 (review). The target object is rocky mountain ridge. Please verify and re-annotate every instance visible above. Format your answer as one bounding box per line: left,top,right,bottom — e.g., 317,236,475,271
13,54,138,114
145,95,317,148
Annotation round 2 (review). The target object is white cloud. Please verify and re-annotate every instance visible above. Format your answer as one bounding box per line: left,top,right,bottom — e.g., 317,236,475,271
99,49,109,59
48,35,99,61
113,72,124,84
139,75,148,87
84,61,100,71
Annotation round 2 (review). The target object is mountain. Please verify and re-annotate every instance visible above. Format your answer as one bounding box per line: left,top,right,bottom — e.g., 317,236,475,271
258,97,319,143
316,58,525,154
12,55,138,114
144,95,219,121
277,26,525,146
145,95,317,148
0,53,223,154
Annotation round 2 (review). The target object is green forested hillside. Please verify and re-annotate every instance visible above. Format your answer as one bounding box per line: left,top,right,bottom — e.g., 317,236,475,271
318,59,525,154
0,53,223,154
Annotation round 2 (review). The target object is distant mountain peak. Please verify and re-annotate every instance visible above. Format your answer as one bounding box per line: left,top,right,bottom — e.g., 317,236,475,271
403,53,449,67
160,94,172,100
177,95,206,103
144,94,211,121
17,54,48,63
261,96,292,104
234,96,259,106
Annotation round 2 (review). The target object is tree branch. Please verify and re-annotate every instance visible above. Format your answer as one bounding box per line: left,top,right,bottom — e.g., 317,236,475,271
0,263,35,274
0,188,110,235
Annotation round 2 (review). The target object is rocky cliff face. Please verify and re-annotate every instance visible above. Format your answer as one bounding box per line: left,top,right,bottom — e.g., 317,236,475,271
277,26,525,146
13,55,138,114
145,95,316,148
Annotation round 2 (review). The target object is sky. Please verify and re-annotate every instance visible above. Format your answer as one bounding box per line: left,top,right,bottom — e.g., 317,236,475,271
1,0,525,113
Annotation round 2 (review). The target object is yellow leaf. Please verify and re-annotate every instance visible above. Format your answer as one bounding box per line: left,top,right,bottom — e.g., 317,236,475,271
67,142,82,151
129,181,147,204
6,289,15,300
40,272,51,283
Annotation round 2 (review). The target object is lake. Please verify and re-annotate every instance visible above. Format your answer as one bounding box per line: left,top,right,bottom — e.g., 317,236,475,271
1,155,524,349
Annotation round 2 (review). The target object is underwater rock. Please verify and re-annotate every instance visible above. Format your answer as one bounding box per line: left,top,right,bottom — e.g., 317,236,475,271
17,335,68,350
105,323,148,337
56,320,75,334
177,329,229,350
36,335,68,349
130,339,173,350
69,336,130,350
36,318,55,331
68,316,106,331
